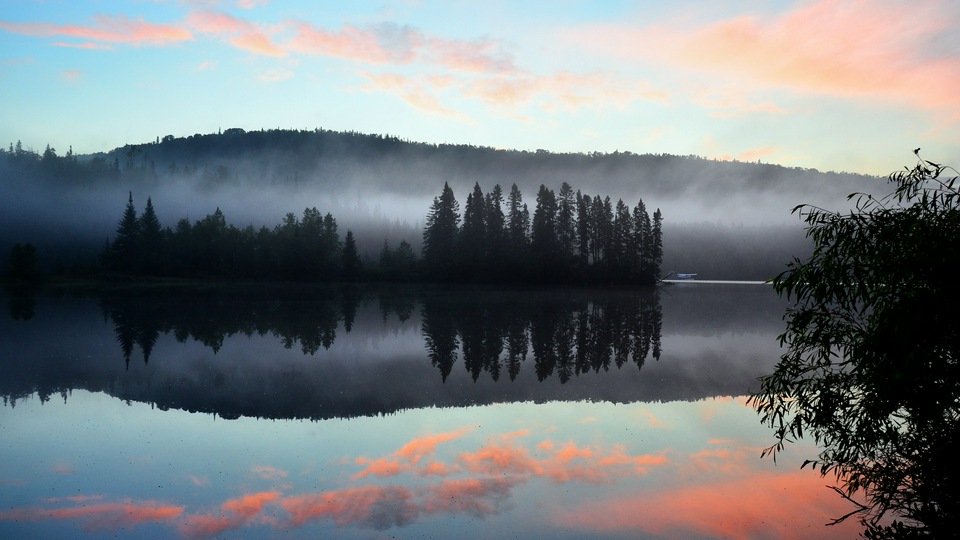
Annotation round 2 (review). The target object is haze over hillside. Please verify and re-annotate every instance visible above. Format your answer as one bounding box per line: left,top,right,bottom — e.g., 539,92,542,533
2,128,885,280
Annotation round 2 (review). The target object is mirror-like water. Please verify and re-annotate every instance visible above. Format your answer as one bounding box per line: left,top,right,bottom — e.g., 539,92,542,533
0,283,861,538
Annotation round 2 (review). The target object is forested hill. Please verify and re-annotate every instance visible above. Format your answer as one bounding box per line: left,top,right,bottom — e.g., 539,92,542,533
81,128,876,203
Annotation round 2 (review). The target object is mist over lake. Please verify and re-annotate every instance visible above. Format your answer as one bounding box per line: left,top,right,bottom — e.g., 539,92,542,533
1,129,882,280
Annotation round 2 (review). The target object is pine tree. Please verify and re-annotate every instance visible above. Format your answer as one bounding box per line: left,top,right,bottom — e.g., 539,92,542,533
422,182,461,279
341,230,361,281
506,184,529,253
139,197,163,273
111,191,140,272
556,182,576,256
485,184,506,276
461,182,487,278
651,209,663,279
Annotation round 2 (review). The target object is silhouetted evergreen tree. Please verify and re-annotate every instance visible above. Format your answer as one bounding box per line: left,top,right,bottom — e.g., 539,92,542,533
110,192,140,273
485,184,506,278
651,208,663,279
138,197,162,273
531,185,558,279
557,182,576,257
341,230,360,281
506,183,530,275
460,182,487,279
422,182,460,280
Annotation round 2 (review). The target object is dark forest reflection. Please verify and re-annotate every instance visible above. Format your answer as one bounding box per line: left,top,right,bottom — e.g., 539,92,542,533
421,290,661,383
101,285,662,384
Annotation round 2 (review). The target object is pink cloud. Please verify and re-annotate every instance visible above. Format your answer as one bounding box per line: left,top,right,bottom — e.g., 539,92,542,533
0,14,192,46
280,486,418,530
354,426,475,478
180,491,281,539
186,10,285,56
289,21,514,75
289,22,419,64
51,41,111,50
556,468,864,539
353,457,404,479
0,500,184,531
459,444,540,476
578,0,960,115
426,36,516,73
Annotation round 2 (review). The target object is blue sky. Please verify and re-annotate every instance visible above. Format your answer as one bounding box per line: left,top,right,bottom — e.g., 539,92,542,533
1,0,958,175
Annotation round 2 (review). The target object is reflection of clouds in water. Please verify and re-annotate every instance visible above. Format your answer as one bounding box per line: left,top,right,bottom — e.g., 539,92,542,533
0,399,865,539
556,467,862,539
0,500,185,531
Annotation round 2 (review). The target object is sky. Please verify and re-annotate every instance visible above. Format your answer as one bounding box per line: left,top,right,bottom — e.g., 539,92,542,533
1,0,958,176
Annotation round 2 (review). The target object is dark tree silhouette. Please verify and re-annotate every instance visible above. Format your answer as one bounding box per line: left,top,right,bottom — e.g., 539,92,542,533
422,182,461,280
109,192,140,273
341,230,361,281
750,155,960,537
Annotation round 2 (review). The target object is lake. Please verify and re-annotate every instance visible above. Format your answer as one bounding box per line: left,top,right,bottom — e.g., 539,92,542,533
0,282,863,539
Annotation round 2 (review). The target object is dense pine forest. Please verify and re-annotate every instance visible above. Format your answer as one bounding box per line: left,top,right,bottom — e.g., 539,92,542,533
93,179,661,285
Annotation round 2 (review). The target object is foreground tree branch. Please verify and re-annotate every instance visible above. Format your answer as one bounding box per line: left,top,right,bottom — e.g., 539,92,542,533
748,153,960,538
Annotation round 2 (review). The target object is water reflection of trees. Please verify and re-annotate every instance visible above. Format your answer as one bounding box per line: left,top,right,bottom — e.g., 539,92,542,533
421,289,662,383
101,286,353,367
101,286,661,385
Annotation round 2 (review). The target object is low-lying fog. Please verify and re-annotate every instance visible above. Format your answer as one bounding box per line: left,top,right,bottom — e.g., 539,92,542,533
1,133,887,280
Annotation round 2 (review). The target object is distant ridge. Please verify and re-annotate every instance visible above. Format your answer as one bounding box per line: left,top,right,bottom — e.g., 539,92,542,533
82,127,879,201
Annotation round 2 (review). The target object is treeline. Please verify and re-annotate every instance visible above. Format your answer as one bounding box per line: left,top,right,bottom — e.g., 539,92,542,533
104,193,362,281
423,182,662,284
99,186,661,285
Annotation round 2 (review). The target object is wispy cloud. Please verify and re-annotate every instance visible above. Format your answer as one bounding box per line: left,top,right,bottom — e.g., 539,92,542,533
51,41,112,50
287,20,517,75
353,426,474,479
187,10,285,56
359,72,467,120
0,499,185,531
0,15,192,46
180,491,281,539
572,0,960,117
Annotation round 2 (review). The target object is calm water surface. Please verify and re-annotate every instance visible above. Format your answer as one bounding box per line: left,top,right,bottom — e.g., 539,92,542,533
0,283,862,539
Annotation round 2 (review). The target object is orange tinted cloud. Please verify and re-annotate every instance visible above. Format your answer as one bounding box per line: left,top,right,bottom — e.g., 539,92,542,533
556,468,863,539
587,0,960,114
459,444,539,476
458,439,668,484
0,500,184,531
289,22,420,64
187,10,285,56
280,486,418,530
51,41,111,50
354,426,474,478
180,491,281,538
0,15,192,46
